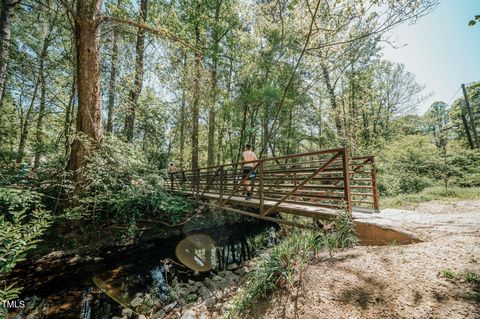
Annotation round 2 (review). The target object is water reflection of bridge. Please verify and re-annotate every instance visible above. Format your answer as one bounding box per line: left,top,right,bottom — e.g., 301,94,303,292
165,148,379,227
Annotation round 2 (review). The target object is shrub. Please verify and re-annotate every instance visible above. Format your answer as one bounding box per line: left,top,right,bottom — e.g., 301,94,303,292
448,149,480,187
0,188,51,315
377,135,442,196
225,213,356,318
64,135,194,228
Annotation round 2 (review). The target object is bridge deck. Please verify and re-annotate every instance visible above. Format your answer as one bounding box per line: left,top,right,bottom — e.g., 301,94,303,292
167,148,379,224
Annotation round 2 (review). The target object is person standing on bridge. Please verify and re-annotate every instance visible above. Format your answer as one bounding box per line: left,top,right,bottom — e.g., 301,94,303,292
166,162,177,191
242,144,258,200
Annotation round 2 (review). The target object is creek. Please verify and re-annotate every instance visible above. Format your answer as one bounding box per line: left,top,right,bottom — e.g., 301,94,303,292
7,221,279,318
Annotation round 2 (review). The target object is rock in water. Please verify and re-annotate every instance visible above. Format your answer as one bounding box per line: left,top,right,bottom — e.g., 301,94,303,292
198,286,212,299
226,263,238,270
204,297,216,307
80,288,93,319
180,310,197,319
152,309,166,319
163,301,177,313
122,308,133,318
130,297,143,308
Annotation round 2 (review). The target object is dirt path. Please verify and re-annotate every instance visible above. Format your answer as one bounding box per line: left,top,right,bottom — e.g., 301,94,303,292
246,200,480,319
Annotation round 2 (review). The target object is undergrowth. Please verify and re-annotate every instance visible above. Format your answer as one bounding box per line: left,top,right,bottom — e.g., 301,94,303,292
380,186,480,208
0,188,52,316
224,212,356,318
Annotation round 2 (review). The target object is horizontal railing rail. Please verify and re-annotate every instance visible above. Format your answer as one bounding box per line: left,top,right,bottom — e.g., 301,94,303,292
163,148,379,219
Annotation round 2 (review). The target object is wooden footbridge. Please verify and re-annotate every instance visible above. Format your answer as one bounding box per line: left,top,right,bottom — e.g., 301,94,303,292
164,148,379,226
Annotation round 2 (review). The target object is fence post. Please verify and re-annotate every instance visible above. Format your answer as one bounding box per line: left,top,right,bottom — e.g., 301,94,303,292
259,160,264,215
195,168,200,198
219,165,224,206
370,157,379,210
342,148,352,213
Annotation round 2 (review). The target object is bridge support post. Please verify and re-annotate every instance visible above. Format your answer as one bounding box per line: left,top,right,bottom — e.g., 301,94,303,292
342,148,352,213
259,160,264,215
219,165,224,206
370,157,379,210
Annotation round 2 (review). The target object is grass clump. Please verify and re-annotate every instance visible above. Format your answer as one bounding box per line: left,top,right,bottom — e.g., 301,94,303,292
462,272,480,284
224,212,356,318
381,186,480,208
440,269,455,280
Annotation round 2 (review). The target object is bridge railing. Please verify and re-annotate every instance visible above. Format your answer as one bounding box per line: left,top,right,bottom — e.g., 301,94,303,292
164,148,379,216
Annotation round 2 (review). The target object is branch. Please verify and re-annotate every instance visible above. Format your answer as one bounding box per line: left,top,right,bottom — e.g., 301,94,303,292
259,0,322,157
103,16,202,55
56,0,74,18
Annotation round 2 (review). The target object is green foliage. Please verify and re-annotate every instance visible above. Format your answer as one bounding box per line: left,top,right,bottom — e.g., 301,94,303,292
0,188,52,312
378,135,442,195
65,136,194,229
381,186,480,208
462,272,480,284
440,269,480,283
225,213,356,318
468,14,480,26
448,149,480,187
440,269,455,280
319,212,357,258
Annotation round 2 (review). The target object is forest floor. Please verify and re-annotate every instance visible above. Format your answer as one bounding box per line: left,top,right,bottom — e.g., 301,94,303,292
240,199,480,319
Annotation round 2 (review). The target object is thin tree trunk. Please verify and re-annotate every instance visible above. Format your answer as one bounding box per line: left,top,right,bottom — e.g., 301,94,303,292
34,31,53,169
206,66,217,167
17,64,44,164
179,90,186,168
106,3,120,134
179,53,187,168
236,103,248,163
191,26,201,171
0,0,16,106
207,0,221,167
33,58,46,169
321,63,342,136
67,0,104,180
64,77,76,160
124,0,147,141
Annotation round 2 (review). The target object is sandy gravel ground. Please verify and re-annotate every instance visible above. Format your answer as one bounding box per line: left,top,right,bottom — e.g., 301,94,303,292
243,200,480,319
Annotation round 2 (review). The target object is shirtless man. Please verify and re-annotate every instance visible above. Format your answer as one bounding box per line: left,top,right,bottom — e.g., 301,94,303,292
242,144,258,200
166,162,177,191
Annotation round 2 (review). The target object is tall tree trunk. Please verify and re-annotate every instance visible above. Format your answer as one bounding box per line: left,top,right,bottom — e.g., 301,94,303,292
106,5,120,134
64,77,76,160
206,63,217,167
321,63,342,136
34,30,53,169
179,53,187,168
67,0,104,180
207,0,221,167
124,0,147,141
0,0,16,106
16,77,40,163
17,41,49,164
236,102,248,162
179,89,186,168
0,0,17,140
191,26,201,171
33,57,47,169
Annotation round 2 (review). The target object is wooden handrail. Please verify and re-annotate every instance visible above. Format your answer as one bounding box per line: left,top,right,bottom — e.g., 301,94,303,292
166,147,378,215
262,151,343,216
179,147,345,173
221,163,259,206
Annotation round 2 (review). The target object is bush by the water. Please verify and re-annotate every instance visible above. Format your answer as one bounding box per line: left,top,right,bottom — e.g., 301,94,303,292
0,188,52,313
377,135,480,197
64,136,194,227
225,212,356,318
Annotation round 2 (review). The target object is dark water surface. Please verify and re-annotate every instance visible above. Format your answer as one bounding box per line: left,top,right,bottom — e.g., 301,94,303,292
7,221,279,318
